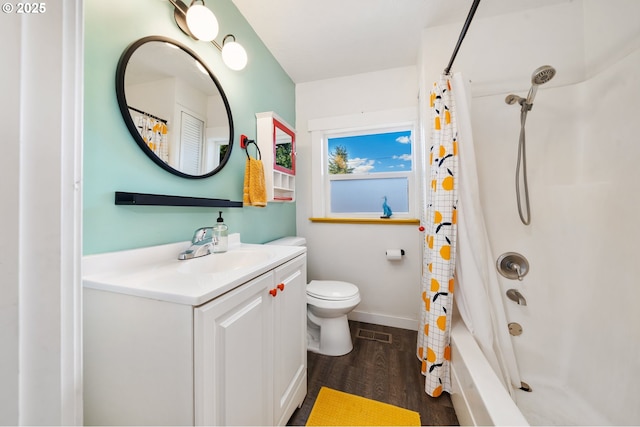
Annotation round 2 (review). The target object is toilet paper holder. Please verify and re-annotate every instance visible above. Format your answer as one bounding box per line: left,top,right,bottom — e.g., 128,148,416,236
385,249,405,260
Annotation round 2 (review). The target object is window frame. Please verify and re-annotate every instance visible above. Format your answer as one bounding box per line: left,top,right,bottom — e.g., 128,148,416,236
309,108,420,219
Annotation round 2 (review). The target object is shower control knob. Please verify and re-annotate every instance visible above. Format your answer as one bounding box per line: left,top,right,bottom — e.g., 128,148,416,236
496,252,529,280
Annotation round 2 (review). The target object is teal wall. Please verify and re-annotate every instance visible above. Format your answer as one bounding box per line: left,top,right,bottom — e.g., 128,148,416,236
84,0,296,255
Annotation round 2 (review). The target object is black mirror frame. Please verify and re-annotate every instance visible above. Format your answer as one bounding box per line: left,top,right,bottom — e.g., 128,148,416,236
115,35,234,179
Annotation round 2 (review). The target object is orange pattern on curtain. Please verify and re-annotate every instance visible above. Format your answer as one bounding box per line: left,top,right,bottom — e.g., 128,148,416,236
417,75,458,397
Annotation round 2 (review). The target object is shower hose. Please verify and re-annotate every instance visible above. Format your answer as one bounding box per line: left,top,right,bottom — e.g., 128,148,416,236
516,108,531,225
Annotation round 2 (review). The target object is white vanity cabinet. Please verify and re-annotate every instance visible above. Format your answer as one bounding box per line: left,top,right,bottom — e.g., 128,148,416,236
194,254,307,426
84,251,307,426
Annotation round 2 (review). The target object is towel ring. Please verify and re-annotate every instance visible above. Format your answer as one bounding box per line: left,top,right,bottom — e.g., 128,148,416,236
242,138,261,160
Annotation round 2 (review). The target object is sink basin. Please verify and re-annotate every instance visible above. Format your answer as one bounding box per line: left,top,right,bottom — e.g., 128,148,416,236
83,235,306,305
176,247,274,275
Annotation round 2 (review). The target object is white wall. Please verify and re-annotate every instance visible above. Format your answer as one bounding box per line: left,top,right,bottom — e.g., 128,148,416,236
296,66,422,330
0,2,83,424
0,10,21,425
421,0,640,424
421,1,586,97
126,77,177,124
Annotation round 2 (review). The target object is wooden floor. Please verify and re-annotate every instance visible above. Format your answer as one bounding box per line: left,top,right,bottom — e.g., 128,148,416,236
287,321,459,426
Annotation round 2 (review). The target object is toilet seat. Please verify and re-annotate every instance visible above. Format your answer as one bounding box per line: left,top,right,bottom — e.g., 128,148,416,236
307,280,359,301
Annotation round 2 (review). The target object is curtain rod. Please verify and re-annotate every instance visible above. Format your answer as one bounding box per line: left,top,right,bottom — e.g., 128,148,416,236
443,0,481,75
128,106,168,124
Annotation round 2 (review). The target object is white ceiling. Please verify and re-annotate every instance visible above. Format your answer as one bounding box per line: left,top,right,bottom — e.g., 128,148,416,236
232,0,571,83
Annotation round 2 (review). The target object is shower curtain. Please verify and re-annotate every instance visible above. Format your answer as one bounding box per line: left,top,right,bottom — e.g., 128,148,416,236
418,75,458,397
130,108,170,163
418,73,522,398
450,73,522,395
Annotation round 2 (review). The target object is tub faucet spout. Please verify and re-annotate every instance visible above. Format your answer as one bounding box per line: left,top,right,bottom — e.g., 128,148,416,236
506,289,527,306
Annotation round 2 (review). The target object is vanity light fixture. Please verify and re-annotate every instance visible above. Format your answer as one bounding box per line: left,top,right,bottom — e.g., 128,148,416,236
185,1,218,41
221,34,248,71
168,0,248,70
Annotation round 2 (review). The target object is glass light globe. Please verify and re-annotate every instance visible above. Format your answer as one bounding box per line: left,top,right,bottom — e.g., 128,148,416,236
186,4,218,42
222,40,248,71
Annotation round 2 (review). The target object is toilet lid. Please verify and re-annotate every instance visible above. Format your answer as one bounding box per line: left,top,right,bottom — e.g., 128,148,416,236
307,280,359,301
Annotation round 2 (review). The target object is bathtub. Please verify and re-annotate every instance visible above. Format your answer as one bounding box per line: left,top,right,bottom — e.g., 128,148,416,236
450,320,617,426
449,321,528,426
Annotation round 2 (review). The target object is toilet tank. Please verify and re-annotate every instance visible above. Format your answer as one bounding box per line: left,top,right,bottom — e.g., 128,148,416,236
265,236,306,247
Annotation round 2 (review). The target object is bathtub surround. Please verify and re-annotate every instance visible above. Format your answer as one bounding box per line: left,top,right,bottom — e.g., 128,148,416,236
421,1,640,424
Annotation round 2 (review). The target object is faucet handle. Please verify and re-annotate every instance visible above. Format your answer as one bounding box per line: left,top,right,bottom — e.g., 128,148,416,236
192,227,214,244
507,262,524,281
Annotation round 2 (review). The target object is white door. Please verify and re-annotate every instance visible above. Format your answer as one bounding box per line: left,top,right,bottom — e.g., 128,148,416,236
179,110,205,175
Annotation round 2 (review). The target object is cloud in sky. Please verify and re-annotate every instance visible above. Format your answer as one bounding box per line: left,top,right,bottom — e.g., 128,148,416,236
348,157,375,173
393,154,412,161
396,136,411,144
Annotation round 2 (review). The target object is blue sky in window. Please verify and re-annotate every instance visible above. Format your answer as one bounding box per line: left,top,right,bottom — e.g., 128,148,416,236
328,130,412,174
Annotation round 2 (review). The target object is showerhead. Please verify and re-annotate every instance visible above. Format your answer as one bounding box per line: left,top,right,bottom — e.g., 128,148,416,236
531,65,556,85
525,65,556,105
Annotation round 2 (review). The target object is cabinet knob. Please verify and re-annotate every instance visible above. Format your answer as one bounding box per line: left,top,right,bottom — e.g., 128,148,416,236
277,283,285,292
269,289,278,297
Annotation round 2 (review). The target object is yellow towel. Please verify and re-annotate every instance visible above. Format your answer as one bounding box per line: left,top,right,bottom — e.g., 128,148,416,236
243,156,267,207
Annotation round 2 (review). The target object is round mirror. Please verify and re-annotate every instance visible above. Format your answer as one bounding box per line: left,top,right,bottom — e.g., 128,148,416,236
115,36,234,178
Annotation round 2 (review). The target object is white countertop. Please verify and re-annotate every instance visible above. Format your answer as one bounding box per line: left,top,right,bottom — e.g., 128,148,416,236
83,235,306,306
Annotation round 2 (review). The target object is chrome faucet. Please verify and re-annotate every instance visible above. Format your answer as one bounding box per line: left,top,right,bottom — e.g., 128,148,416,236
506,289,527,306
178,227,217,260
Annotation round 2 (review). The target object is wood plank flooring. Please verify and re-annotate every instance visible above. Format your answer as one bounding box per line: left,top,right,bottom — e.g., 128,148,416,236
287,321,459,426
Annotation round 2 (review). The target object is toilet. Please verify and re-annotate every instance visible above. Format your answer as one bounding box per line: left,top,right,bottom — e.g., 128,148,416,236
266,236,361,356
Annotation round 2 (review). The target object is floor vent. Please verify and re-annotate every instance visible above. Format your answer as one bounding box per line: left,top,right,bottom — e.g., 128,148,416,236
356,328,393,344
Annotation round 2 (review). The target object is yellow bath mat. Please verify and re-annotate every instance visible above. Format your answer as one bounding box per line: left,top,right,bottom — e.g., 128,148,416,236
306,387,421,426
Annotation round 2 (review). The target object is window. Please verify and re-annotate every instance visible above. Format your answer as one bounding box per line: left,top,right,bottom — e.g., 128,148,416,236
310,108,418,219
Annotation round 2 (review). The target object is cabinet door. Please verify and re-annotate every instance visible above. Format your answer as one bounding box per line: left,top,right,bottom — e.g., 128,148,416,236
195,272,274,426
273,255,308,425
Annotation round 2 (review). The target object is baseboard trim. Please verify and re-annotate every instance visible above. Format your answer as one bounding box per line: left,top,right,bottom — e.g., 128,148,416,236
348,310,418,331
